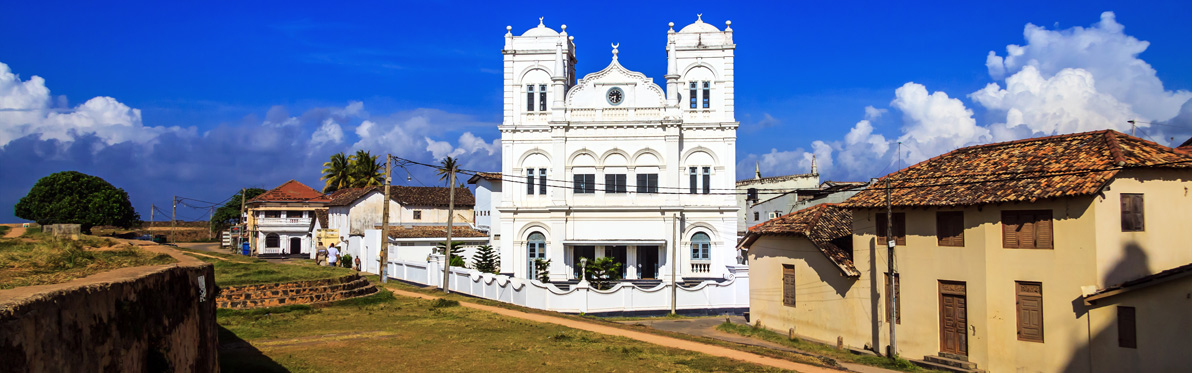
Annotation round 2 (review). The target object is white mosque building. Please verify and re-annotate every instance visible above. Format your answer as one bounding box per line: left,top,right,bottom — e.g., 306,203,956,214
494,15,740,283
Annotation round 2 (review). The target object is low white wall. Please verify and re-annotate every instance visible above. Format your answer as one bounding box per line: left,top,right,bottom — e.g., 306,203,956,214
380,256,749,314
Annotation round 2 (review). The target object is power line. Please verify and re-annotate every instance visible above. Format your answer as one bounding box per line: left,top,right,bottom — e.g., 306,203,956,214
391,154,1192,196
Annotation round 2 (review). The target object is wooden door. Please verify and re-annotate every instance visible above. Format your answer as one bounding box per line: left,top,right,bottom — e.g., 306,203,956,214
637,246,658,279
939,281,968,356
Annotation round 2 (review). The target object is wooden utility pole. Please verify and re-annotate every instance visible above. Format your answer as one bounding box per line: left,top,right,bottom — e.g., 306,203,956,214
171,196,177,243
885,178,897,358
150,204,155,226
380,155,392,283
442,162,457,293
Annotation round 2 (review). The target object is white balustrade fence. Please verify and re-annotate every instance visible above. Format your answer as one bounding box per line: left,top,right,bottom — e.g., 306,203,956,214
382,255,749,315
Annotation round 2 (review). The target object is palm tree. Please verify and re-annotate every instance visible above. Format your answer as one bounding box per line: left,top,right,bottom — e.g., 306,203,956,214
321,152,352,193
349,150,384,188
436,156,459,186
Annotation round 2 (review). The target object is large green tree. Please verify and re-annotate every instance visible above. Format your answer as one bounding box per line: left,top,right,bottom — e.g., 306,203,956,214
321,152,353,193
349,150,384,188
14,171,140,233
208,188,266,233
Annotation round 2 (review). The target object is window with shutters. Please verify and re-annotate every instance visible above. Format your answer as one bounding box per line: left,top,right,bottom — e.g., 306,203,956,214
782,264,796,307
1016,281,1044,342
885,273,900,324
526,85,535,111
635,174,658,194
754,212,759,221
1002,210,1053,249
689,167,698,194
526,169,535,195
538,84,547,111
875,213,906,246
605,174,627,194
413,210,422,220
573,174,595,194
1118,306,1136,348
1121,194,1144,232
936,211,965,247
538,168,547,195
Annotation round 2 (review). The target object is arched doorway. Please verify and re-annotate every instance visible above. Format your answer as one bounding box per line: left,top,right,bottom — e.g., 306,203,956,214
290,237,302,255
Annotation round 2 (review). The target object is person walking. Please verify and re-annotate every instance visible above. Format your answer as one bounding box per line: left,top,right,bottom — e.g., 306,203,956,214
327,242,340,267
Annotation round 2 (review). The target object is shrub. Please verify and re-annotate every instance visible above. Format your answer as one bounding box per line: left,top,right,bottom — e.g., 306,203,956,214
583,257,622,290
533,258,552,283
340,254,353,268
471,244,499,274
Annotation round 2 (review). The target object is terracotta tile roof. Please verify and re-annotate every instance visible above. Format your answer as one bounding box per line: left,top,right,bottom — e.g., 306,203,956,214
740,204,859,277
843,130,1192,209
314,209,328,228
325,187,375,206
390,186,474,208
382,225,489,239
250,180,330,203
467,172,502,184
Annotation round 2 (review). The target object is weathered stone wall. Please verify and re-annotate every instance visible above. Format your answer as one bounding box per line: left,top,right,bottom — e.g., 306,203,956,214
0,243,218,372
216,274,377,309
43,223,81,236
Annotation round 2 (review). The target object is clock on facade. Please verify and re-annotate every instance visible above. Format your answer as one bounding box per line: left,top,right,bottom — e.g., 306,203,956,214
606,87,624,105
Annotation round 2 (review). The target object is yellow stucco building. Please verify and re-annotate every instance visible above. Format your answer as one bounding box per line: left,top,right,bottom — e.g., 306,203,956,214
743,130,1192,372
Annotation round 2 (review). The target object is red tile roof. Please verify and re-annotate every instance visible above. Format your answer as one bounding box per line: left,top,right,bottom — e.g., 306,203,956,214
843,130,1192,209
325,187,374,206
249,180,329,203
382,225,489,239
740,203,859,277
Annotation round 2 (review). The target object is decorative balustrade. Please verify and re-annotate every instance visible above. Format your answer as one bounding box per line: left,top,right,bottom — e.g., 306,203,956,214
690,262,711,273
565,107,665,122
258,217,311,226
522,112,551,123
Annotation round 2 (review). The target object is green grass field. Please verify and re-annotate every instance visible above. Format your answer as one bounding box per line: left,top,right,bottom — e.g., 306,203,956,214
217,287,788,373
0,233,175,289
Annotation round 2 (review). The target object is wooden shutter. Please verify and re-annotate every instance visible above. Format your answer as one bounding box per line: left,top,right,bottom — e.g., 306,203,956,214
1121,194,1144,232
937,211,964,247
876,213,888,243
1035,211,1053,249
1019,215,1036,249
782,265,796,307
893,213,906,245
1016,281,1044,342
1118,306,1136,348
1002,211,1020,248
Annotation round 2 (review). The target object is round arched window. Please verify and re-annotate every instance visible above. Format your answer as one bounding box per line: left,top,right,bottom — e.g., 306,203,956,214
527,232,546,277
691,232,710,260
265,233,280,248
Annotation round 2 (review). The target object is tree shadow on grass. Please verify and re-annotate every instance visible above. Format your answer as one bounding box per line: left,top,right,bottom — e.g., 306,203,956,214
218,325,289,373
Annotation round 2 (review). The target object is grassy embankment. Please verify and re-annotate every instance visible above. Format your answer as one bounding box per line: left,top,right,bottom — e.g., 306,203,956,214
172,247,354,287
715,321,928,372
0,228,176,290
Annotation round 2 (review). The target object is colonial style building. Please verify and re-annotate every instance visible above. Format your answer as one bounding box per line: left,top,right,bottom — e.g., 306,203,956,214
736,162,820,236
742,130,1192,372
245,180,330,257
495,16,739,282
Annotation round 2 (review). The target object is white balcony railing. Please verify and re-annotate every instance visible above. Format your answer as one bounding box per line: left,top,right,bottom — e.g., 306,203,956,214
690,262,711,274
258,217,310,226
566,107,665,122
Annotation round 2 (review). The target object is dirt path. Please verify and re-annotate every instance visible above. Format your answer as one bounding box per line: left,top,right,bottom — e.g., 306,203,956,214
381,285,839,373
3,227,25,238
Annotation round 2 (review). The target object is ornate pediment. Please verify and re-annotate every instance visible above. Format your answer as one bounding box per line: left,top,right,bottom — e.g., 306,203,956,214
565,45,666,110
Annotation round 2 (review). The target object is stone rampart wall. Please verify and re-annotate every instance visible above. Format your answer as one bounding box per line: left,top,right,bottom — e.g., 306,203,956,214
0,243,218,372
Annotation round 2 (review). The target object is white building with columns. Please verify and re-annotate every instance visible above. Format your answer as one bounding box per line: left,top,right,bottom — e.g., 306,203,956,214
496,16,740,283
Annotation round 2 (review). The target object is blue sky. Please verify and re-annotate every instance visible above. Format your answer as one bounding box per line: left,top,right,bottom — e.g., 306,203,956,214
2,0,1191,222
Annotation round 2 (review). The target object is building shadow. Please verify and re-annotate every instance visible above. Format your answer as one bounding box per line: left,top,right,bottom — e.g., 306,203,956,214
1102,242,1151,288
217,325,289,372
1062,242,1156,373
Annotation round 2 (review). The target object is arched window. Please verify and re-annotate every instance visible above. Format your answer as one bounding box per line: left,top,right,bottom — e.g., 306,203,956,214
265,233,280,248
527,232,546,278
691,232,710,260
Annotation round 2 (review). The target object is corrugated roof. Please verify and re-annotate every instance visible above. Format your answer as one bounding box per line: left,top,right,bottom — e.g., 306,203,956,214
324,185,475,208
467,172,502,184
843,130,1192,209
249,180,329,203
740,204,859,277
383,225,489,239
